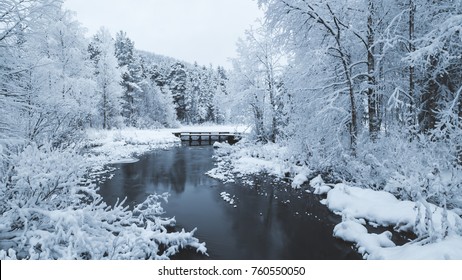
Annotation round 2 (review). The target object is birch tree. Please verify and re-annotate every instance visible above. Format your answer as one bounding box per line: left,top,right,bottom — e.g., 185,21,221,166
90,27,123,129
231,25,286,142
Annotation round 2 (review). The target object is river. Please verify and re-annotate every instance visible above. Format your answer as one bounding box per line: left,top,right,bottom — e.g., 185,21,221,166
98,145,362,260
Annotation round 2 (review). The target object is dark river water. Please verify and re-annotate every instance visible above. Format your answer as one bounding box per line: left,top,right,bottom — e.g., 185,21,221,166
98,145,361,260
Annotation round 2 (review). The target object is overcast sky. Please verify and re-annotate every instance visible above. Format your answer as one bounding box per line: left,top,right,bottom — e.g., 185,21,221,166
63,0,263,68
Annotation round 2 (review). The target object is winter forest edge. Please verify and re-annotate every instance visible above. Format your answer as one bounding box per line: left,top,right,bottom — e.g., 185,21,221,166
1,0,462,260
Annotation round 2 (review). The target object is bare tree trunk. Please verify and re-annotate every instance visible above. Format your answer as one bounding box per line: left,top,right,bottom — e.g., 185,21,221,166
458,93,462,164
338,47,357,153
336,29,357,153
419,55,438,133
408,0,416,126
103,88,107,129
267,70,277,143
347,71,358,154
280,1,358,152
367,0,380,141
252,93,265,142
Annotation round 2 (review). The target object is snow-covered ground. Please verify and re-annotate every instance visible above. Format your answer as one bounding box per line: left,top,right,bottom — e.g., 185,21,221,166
84,125,252,186
85,125,250,166
208,141,462,259
207,140,296,182
318,176,462,259
0,141,208,260
85,128,181,165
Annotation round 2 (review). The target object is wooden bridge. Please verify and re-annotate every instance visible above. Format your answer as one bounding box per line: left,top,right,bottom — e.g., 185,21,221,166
172,131,244,145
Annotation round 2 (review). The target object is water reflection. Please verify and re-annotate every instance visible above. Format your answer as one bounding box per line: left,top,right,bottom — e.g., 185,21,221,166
98,146,360,260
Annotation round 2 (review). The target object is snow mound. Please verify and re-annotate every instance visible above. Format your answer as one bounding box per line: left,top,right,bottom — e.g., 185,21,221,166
327,184,462,232
309,174,332,194
335,219,462,260
234,156,284,176
371,235,462,260
326,183,462,259
333,220,395,256
292,172,308,189
86,128,180,166
206,140,292,184
326,184,416,230
220,192,237,206
310,174,324,187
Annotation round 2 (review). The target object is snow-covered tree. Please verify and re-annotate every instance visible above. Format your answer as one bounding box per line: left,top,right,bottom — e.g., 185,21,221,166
230,24,286,142
253,0,462,230
0,3,96,146
114,31,143,126
1,0,63,183
211,66,229,124
262,0,373,150
136,66,177,128
196,65,216,123
168,62,189,122
90,28,123,129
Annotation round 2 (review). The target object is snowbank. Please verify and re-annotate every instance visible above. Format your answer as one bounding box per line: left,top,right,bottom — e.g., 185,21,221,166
309,175,332,194
326,183,462,259
85,128,181,165
326,184,462,233
86,125,250,166
206,140,302,184
208,142,462,259
233,156,285,176
334,219,462,259
326,185,416,231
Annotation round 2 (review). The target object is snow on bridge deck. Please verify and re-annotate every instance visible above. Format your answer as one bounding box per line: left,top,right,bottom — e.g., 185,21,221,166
171,125,250,144
170,124,251,134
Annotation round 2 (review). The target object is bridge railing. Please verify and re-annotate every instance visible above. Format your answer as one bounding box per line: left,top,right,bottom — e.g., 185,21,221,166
172,131,244,145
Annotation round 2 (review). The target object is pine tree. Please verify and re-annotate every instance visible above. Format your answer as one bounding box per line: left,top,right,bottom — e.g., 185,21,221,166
114,31,143,126
168,62,188,122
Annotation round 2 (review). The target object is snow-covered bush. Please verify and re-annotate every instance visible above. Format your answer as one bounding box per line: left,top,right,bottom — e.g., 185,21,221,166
303,128,462,240
296,129,462,240
211,132,462,241
0,144,206,259
332,132,462,211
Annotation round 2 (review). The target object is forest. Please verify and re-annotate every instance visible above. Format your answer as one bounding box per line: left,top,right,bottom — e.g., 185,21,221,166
1,0,462,259
243,0,462,216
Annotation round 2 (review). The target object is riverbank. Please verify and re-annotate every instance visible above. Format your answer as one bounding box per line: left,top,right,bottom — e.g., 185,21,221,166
85,125,250,165
0,128,215,260
98,145,361,259
84,128,181,165
208,140,462,259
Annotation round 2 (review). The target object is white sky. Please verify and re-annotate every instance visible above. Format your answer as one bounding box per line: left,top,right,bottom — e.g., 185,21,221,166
63,0,263,68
